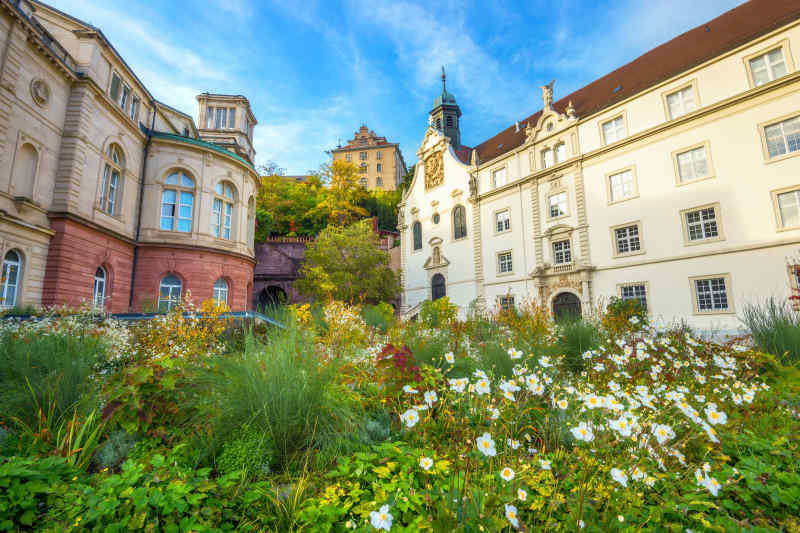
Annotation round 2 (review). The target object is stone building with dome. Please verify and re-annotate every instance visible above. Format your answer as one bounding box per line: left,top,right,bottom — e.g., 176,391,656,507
0,0,259,312
399,0,800,331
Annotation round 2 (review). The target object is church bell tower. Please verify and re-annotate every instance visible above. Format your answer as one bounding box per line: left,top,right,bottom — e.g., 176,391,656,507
429,67,462,148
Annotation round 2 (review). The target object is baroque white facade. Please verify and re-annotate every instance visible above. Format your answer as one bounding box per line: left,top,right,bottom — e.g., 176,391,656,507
399,0,800,331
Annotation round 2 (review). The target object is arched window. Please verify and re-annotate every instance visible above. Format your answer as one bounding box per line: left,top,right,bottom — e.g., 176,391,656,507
161,171,194,232
100,144,124,215
412,221,422,250
14,144,38,200
247,195,255,248
158,274,182,312
93,266,107,310
213,278,229,305
1,250,22,308
212,181,235,239
554,142,567,164
453,205,467,239
432,273,446,301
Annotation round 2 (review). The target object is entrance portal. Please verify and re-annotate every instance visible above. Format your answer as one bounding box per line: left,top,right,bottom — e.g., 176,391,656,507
431,273,446,301
552,292,581,320
258,285,288,308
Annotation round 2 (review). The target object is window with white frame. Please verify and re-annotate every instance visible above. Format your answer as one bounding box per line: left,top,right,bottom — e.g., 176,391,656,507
376,151,382,160
554,142,566,164
495,210,510,233
453,205,467,239
160,171,194,233
360,151,367,160
345,153,352,161
601,116,626,144
99,144,123,215
158,275,182,312
1,250,22,308
776,188,800,228
212,182,235,240
130,96,140,122
93,267,106,310
359,177,368,187
614,224,641,255
213,278,228,305
377,163,382,173
620,283,648,312
206,107,237,129
684,206,719,242
693,276,730,313
498,294,515,311
498,251,513,274
109,72,131,111
493,167,507,188
552,239,571,265
764,116,800,159
359,163,367,173
541,148,554,169
676,146,710,182
666,86,696,119
549,192,567,218
608,169,635,202
749,47,787,87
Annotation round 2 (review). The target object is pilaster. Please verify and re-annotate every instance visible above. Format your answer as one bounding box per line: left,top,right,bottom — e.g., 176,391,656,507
469,191,485,308
52,83,92,213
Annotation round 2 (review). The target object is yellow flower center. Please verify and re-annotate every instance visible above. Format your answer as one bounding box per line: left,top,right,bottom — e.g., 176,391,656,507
380,514,387,520
509,512,516,519
711,412,718,419
483,441,489,448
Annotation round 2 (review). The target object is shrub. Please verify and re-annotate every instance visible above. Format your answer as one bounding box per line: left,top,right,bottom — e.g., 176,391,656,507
215,425,274,478
93,430,139,471
419,297,458,329
601,296,647,337
361,303,395,333
741,296,800,363
555,318,601,373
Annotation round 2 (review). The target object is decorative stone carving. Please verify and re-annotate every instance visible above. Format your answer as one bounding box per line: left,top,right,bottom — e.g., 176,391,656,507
469,173,478,198
566,100,576,119
30,79,50,107
541,80,554,110
424,150,444,191
397,208,405,228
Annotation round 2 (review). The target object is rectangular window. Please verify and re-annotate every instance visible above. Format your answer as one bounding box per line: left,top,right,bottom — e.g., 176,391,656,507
377,163,382,172
359,164,367,173
493,167,507,188
345,153,351,161
376,177,383,188
666,86,696,119
541,149,554,169
130,96,140,122
223,202,232,239
614,224,641,255
549,192,567,218
552,239,571,265
360,152,367,160
685,206,719,242
212,198,222,237
694,276,730,313
215,107,227,129
206,107,214,129
359,177,368,187
495,210,510,233
178,191,193,232
228,108,236,129
120,84,130,110
620,283,648,312
764,116,800,159
243,114,249,133
601,116,625,144
376,151,382,160
107,171,119,214
776,189,800,228
554,143,566,163
499,295,515,310
676,146,709,182
608,169,635,202
110,73,121,102
498,251,513,274
160,189,177,230
749,47,787,87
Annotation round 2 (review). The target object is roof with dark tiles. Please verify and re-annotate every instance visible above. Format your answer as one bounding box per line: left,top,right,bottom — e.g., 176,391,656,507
472,0,800,165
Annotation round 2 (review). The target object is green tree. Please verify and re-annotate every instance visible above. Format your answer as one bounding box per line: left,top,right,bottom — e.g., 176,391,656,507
295,219,399,304
308,160,369,226
361,189,402,232
399,163,415,191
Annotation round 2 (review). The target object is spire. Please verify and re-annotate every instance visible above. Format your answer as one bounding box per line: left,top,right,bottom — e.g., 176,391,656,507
441,66,446,93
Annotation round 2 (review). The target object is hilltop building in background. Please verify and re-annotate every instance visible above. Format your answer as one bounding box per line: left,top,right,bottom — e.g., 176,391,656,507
399,0,800,332
0,0,259,312
330,125,408,190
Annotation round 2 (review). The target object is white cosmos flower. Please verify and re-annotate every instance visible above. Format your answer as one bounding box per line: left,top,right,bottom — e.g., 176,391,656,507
611,417,633,437
488,407,500,420
610,467,628,487
652,424,675,445
476,432,497,457
500,466,515,481
402,385,418,394
503,390,516,402
539,459,551,470
556,399,568,410
424,390,438,408
517,488,527,501
419,457,433,470
508,347,523,360
585,395,603,409
507,438,520,450
570,422,594,442
505,504,520,529
449,378,467,393
475,379,491,395
369,505,393,531
704,403,727,425
702,475,722,496
539,356,553,367
631,466,646,480
444,352,455,364
400,409,419,428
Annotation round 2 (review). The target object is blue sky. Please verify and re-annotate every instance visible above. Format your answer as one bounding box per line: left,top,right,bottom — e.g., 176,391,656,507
47,0,745,175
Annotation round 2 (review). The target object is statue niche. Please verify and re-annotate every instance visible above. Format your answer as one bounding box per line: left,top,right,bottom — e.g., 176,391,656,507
424,151,444,191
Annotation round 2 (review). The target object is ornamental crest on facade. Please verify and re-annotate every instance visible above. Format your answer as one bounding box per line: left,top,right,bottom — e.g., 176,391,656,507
424,150,444,191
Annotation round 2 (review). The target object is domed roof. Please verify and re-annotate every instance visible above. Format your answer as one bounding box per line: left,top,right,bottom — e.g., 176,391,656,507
433,89,457,108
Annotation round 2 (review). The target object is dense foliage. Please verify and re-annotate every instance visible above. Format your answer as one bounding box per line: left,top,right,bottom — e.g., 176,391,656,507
1,297,798,532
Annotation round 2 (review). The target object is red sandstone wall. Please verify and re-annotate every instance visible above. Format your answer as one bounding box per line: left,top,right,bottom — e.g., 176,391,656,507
132,246,254,312
42,218,134,313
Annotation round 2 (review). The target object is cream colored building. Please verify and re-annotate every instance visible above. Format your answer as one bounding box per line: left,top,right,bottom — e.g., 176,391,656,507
399,0,800,332
0,0,259,312
331,125,408,190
